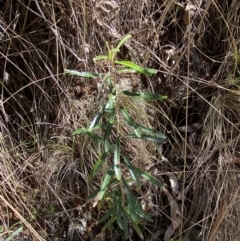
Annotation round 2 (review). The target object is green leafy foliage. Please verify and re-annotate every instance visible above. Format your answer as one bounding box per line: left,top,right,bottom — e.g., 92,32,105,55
66,35,167,240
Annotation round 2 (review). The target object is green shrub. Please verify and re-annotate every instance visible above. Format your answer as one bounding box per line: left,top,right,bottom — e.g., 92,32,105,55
65,35,167,239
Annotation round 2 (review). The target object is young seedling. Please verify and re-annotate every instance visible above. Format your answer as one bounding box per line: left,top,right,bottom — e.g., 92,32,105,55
65,34,167,240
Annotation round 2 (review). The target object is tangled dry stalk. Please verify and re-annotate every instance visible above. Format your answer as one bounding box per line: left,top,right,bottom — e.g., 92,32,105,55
0,0,240,240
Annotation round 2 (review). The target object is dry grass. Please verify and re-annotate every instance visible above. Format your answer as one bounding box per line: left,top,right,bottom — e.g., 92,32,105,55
0,0,240,240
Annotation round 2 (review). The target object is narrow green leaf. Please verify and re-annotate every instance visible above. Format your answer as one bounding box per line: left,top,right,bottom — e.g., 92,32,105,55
136,209,153,222
104,140,111,152
136,202,153,222
115,34,132,51
122,177,137,223
115,60,157,76
109,48,116,62
98,186,119,208
5,226,23,241
121,152,140,189
72,127,88,136
139,134,165,143
90,152,109,180
133,129,141,138
105,94,116,123
109,109,116,124
92,123,108,131
102,214,116,232
105,94,116,111
105,76,115,94
120,106,141,138
124,205,130,215
140,92,167,100
122,91,167,100
131,221,144,240
99,206,116,223
116,194,123,229
144,68,157,75
103,142,115,154
72,122,108,136
93,55,109,62
99,166,114,200
123,133,166,143
122,208,129,239
87,133,104,142
120,106,132,122
114,138,121,180
122,91,142,97
88,187,100,200
104,122,113,142
64,69,101,78
145,68,158,75
106,41,115,61
134,167,163,188
117,68,138,74
89,112,103,131
115,60,144,74
106,41,110,52
137,124,166,139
